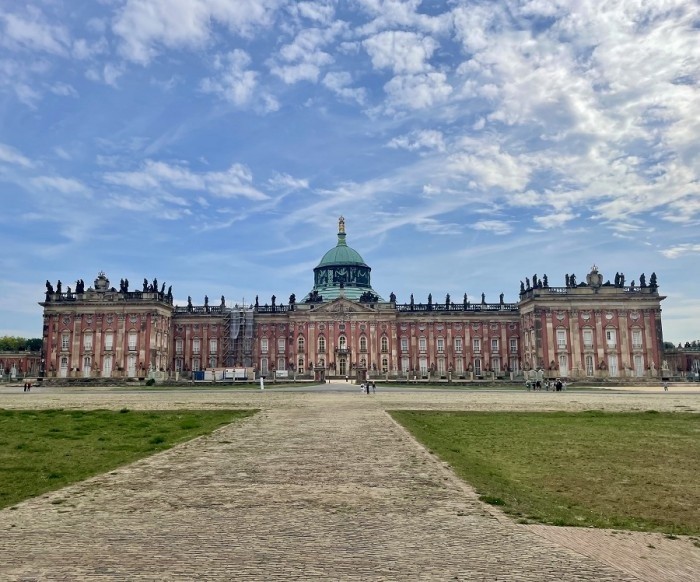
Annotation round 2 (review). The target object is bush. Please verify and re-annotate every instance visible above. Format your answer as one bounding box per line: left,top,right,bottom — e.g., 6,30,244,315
145,378,156,386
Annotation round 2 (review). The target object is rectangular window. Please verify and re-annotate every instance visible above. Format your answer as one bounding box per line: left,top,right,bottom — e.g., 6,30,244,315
455,358,464,374
632,330,642,349
105,332,114,351
510,338,518,354
492,357,501,374
277,357,286,371
585,355,594,377
192,358,200,372
261,358,268,375
556,329,567,349
419,337,427,352
278,338,285,353
491,338,499,352
419,357,428,374
192,338,200,355
401,356,410,373
102,354,112,377
509,357,519,373
437,338,444,353
608,354,618,377
437,359,445,374
473,338,481,353
128,332,137,351
474,358,482,376
454,338,462,353
176,338,183,354
261,338,268,354
209,356,217,369
583,329,593,348
401,337,408,352
634,355,644,377
83,334,93,351
606,329,617,348
62,334,70,350
209,339,217,354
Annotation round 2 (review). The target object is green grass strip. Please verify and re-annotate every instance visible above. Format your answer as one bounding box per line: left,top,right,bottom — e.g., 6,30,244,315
390,410,700,535
0,408,256,509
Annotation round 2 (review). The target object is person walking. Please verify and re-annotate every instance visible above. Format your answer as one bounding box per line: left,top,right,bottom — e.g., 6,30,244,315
371,381,376,394
663,381,669,392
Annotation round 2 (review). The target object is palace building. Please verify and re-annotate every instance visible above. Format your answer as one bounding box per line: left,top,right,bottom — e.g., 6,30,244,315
39,217,666,382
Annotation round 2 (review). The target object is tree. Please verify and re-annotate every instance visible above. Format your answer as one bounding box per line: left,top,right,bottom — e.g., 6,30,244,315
0,336,42,351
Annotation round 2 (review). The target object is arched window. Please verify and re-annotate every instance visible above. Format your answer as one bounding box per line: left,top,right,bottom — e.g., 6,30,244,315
298,356,304,373
360,335,367,352
339,335,347,350
318,336,326,352
297,336,305,352
382,357,388,372
381,336,388,353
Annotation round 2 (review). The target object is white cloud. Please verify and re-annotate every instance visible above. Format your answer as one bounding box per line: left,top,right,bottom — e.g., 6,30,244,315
660,244,700,259
533,211,577,229
387,130,445,152
269,24,343,84
472,220,513,236
268,173,309,191
383,72,452,110
200,50,259,108
0,143,32,167
0,8,71,57
113,0,283,64
49,82,78,97
104,160,268,201
322,71,367,104
363,30,438,74
31,176,91,196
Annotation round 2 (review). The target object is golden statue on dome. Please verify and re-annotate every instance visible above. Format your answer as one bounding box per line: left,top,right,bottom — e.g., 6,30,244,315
338,216,345,234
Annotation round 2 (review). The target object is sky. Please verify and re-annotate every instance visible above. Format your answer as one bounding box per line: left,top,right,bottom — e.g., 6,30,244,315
0,0,698,343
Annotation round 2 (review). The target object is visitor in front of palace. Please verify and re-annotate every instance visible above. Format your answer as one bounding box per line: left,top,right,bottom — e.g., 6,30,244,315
663,381,669,391
360,382,366,394
371,381,376,394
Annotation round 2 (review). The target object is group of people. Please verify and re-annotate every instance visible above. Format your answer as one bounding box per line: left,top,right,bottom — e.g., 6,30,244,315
526,379,566,391
360,381,376,394
23,380,32,392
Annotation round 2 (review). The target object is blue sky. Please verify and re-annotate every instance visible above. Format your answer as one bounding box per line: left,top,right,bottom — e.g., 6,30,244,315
0,0,698,343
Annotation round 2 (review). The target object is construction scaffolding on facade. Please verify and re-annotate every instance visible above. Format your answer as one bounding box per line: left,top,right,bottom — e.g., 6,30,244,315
222,304,255,367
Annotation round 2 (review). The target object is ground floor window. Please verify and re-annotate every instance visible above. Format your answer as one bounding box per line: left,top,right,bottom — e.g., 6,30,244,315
508,357,518,374
558,354,568,377
474,358,482,376
419,357,427,374
127,354,137,377
261,358,268,375
608,354,618,377
192,358,200,372
102,355,112,377
585,355,594,377
82,356,92,378
60,356,69,378
175,358,183,372
209,356,217,369
455,358,464,374
382,357,388,373
298,356,304,374
492,357,501,374
437,358,445,374
339,357,347,376
634,354,644,377
402,356,410,373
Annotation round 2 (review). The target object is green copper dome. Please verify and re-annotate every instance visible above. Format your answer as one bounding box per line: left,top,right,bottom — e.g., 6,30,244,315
316,233,368,268
303,217,382,302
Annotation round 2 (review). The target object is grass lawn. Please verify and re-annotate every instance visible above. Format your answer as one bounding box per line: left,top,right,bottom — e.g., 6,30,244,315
391,410,700,535
0,408,256,509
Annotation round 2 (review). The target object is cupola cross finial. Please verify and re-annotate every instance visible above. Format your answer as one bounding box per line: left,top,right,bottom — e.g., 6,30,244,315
338,216,345,234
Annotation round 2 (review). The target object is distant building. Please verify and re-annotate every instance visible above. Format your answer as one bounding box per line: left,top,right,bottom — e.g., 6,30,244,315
39,218,665,381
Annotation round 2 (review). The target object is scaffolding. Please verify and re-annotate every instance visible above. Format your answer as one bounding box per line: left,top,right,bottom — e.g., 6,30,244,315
222,304,255,367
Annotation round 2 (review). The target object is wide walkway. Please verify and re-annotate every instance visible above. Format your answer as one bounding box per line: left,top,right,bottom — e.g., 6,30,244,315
0,388,698,580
